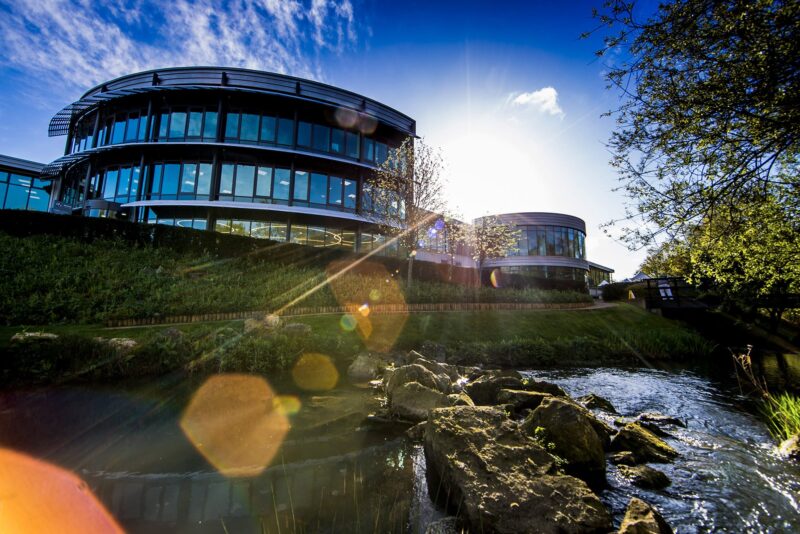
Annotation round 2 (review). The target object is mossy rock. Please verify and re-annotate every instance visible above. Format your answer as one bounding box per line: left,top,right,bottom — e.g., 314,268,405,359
618,464,671,490
611,423,678,463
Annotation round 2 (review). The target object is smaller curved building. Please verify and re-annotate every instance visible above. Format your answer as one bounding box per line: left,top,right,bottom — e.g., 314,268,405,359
480,212,613,290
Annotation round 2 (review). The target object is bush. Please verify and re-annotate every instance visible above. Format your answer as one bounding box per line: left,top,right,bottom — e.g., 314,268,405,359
601,282,633,301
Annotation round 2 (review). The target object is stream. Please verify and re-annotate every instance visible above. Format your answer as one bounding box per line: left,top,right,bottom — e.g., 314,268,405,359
0,354,798,533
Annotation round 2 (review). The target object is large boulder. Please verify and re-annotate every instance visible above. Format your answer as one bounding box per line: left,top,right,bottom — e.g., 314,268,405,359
390,382,446,421
636,412,686,428
410,354,462,383
611,423,678,463
523,379,568,398
522,397,606,485
347,353,387,382
425,406,612,533
617,498,673,534
617,465,671,490
385,363,450,398
497,389,552,413
445,392,475,407
577,393,618,414
464,374,525,405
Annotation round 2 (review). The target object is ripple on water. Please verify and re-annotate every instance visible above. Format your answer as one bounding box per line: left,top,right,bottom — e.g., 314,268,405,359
524,367,800,533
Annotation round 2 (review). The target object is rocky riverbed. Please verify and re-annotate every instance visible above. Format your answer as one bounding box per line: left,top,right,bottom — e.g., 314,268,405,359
350,351,688,533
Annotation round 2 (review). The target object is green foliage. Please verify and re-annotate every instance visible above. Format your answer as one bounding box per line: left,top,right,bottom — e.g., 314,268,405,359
640,240,692,278
763,392,800,442
0,232,588,325
600,282,633,301
469,215,520,270
593,0,800,246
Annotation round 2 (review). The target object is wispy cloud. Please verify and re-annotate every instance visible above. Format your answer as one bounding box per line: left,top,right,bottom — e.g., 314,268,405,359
509,87,564,117
0,0,358,101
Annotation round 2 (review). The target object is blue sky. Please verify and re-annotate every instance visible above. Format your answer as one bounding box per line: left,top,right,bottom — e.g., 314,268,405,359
0,0,645,276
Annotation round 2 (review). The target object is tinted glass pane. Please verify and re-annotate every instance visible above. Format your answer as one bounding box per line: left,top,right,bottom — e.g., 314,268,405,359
111,118,126,144
297,122,312,147
376,142,388,164
310,173,327,204
203,111,218,140
197,164,212,195
240,113,259,142
220,164,235,195
293,171,309,201
224,112,240,139
9,174,31,187
290,224,308,245
251,222,270,239
273,168,291,199
137,115,148,141
256,167,272,197
270,223,287,241
125,116,139,142
130,167,141,198
231,220,250,236
344,179,356,209
149,165,163,195
180,164,197,193
260,116,276,143
187,111,203,137
235,165,256,198
0,172,6,183
102,169,118,199
161,164,180,196
0,183,7,207
169,112,187,139
328,176,343,205
363,139,375,161
4,185,28,209
312,124,330,151
331,129,344,154
193,220,207,231
277,118,294,146
158,113,169,139
346,132,359,158
116,167,131,199
307,226,325,247
216,219,232,233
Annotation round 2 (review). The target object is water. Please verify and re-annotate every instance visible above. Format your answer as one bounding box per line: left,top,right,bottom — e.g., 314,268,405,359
0,364,798,533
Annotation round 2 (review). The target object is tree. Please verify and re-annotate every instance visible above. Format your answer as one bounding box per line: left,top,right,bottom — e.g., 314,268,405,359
592,0,800,247
468,215,520,279
639,239,692,278
368,137,445,286
441,212,470,281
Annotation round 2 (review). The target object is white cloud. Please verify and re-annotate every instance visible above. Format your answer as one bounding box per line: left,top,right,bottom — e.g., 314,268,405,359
509,87,564,117
0,0,359,101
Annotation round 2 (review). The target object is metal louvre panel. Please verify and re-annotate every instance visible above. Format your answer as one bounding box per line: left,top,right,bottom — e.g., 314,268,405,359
486,212,587,234
483,256,590,270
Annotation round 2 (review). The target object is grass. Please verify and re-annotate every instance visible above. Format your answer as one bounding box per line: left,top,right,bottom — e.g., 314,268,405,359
0,232,589,325
764,392,800,441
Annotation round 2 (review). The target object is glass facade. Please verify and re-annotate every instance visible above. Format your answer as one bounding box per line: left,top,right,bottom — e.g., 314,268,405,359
497,265,587,282
0,171,50,211
511,224,586,260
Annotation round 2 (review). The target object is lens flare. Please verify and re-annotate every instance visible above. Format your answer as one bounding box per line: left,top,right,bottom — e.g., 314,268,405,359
292,353,339,391
180,374,289,477
490,268,502,288
339,313,358,331
273,395,302,416
334,107,358,128
0,448,123,533
357,114,378,134
369,289,381,302
358,303,370,317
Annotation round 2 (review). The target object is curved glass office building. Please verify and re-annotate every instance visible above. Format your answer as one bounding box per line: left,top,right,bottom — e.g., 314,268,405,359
481,212,612,289
43,67,414,255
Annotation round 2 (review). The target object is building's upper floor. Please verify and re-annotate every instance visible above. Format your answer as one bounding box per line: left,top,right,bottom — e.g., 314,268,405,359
0,154,49,212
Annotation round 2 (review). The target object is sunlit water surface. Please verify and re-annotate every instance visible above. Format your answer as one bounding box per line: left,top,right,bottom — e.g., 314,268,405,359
0,360,798,533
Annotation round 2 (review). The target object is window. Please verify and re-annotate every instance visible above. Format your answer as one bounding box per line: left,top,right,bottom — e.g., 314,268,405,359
224,112,240,139
158,112,169,140
328,176,343,206
277,118,294,146
220,164,235,197
344,179,357,210
375,142,388,164
111,117,126,144
187,111,203,137
291,224,308,245
161,164,180,198
310,173,327,205
125,115,140,142
293,171,309,201
102,169,118,200
255,167,272,198
240,113,259,142
137,116,148,141
273,168,291,200
116,167,131,201
203,111,218,140
312,124,330,152
168,111,187,139
331,129,345,154
307,226,326,247
197,164,212,196
130,167,142,199
270,223,287,241
297,122,312,147
363,138,375,161
234,165,256,200
180,164,197,197
260,116,276,143
346,132,359,158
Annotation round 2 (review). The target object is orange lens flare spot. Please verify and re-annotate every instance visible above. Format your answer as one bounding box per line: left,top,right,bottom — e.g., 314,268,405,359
358,303,370,317
180,374,290,477
0,448,123,534
273,395,302,416
490,269,502,288
292,353,339,391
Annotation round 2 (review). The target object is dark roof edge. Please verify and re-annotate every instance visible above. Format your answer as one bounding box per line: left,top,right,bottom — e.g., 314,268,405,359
587,261,614,273
0,154,46,174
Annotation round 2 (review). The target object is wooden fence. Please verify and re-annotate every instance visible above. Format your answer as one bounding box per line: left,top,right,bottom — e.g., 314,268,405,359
104,301,593,328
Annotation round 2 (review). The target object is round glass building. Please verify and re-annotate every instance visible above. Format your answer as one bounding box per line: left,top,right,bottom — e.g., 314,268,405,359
43,67,415,256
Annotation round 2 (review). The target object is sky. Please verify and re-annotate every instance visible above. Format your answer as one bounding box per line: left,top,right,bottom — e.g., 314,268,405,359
0,0,647,277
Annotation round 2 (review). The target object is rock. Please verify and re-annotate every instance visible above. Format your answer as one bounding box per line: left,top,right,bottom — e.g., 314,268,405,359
390,382,446,421
637,421,672,438
578,393,619,414
10,331,58,342
424,516,459,534
617,497,673,534
411,354,462,382
424,406,612,533
636,412,686,428
522,397,606,485
283,323,312,336
386,363,450,398
497,389,552,413
445,392,475,407
406,422,427,441
243,318,263,333
522,378,568,398
778,434,800,461
264,313,280,328
611,423,678,463
618,465,671,489
105,337,138,355
610,451,637,466
463,373,525,405
347,353,387,382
